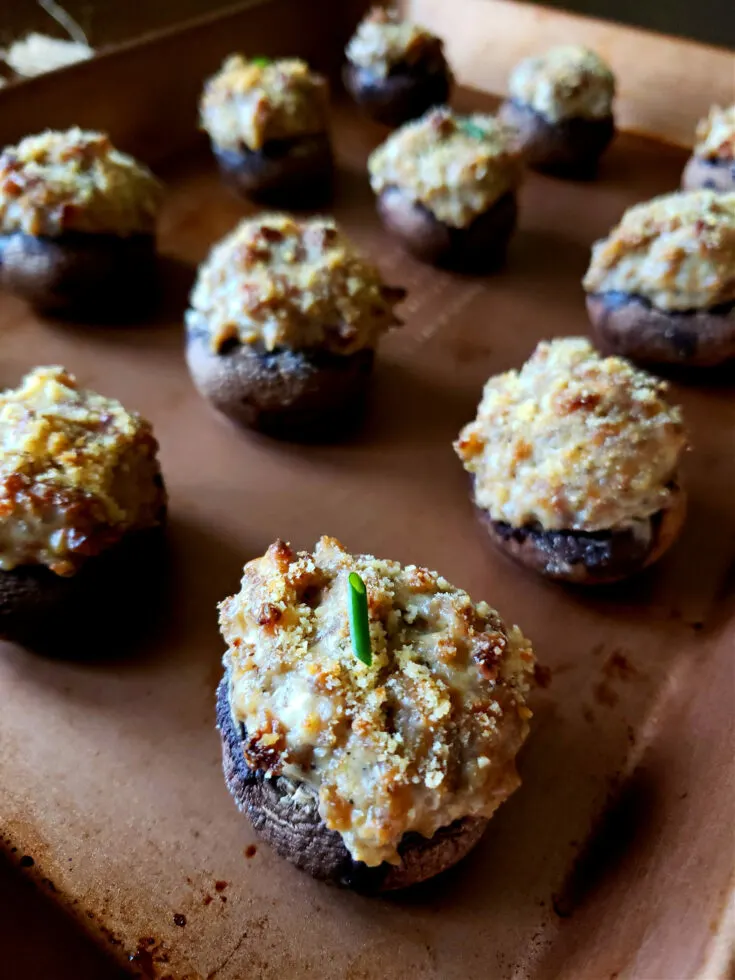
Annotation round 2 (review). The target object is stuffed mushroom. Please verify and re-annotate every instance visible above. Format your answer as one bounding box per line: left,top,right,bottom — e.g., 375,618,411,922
343,6,453,128
583,190,735,368
499,46,615,178
0,366,167,652
0,129,161,317
454,338,687,585
681,104,735,193
368,107,523,269
185,213,405,441
200,56,333,205
217,535,535,891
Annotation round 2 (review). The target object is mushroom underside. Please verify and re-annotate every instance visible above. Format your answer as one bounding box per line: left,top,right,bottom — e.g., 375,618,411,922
185,328,375,441
216,676,488,892
0,231,157,318
342,60,452,128
587,292,735,367
376,186,517,269
212,135,333,205
476,484,686,584
498,100,614,177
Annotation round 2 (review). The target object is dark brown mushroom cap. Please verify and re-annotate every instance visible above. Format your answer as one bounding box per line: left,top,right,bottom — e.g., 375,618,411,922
376,186,517,270
216,676,488,892
185,327,375,440
342,60,452,129
475,482,686,585
0,231,157,318
212,134,333,206
498,100,614,178
587,292,735,367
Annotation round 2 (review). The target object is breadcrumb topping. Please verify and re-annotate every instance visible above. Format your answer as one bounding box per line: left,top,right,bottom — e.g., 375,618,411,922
200,56,330,152
368,106,523,228
693,105,735,161
508,45,615,123
455,338,686,533
345,6,449,79
583,190,735,311
0,367,166,575
186,213,405,355
220,536,534,867
0,129,162,238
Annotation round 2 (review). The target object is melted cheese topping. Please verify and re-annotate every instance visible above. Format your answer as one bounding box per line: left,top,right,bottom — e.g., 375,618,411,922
0,129,162,237
345,6,448,79
455,338,686,533
186,213,404,354
0,367,166,575
220,536,534,867
693,104,735,161
368,106,523,228
200,56,330,152
508,45,615,123
583,190,735,311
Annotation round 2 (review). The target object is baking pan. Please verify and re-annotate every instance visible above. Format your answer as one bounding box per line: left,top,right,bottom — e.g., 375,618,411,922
0,2,733,977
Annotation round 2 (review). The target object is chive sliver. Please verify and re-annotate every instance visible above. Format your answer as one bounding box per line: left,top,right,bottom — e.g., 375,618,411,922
348,572,372,666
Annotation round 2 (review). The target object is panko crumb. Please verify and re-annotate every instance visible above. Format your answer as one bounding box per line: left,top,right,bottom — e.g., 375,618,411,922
508,45,615,123
368,106,523,228
345,6,449,79
583,190,735,311
200,55,329,152
693,105,735,161
0,367,166,575
186,212,405,355
0,129,162,238
220,535,535,867
455,338,686,533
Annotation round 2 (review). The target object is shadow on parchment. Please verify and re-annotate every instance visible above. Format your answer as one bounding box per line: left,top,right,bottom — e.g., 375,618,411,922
0,850,125,980
47,254,195,344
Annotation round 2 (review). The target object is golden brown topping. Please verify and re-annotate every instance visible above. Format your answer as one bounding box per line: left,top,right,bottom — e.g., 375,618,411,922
508,45,614,123
508,45,615,122
345,7,449,79
368,106,523,227
693,104,735,161
0,129,162,238
583,190,735,311
186,213,404,355
220,536,534,867
199,55,329,152
0,367,166,575
455,338,686,533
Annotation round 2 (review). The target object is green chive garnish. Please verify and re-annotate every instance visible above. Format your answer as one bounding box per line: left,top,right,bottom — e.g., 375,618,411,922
348,572,372,666
459,119,487,140
251,56,272,67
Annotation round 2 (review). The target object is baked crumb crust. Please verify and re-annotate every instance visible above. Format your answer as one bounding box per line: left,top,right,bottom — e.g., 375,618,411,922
507,45,615,124
583,190,735,311
345,6,448,79
0,367,166,575
455,338,686,533
368,106,523,228
0,129,161,238
693,104,735,161
187,213,404,355
200,56,330,152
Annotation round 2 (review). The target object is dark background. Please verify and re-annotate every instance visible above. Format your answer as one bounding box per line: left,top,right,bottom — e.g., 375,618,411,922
2,0,735,50
530,0,735,48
